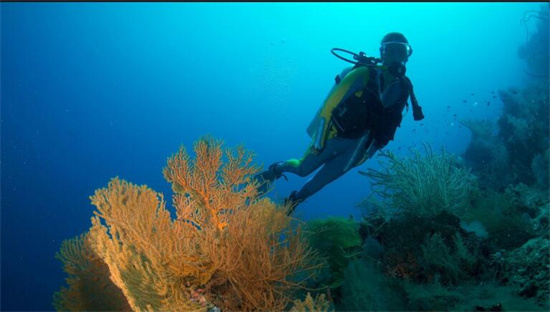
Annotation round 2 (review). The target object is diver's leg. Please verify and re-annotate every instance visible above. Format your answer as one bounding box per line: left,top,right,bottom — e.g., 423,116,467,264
254,138,353,195
295,153,352,200
291,137,370,205
278,138,356,177
284,138,373,215
284,152,356,215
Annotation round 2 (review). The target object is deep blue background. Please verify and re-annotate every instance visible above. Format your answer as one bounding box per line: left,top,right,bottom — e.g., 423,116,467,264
1,3,545,311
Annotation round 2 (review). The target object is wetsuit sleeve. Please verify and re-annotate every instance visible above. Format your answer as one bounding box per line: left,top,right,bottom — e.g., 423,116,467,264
314,67,370,150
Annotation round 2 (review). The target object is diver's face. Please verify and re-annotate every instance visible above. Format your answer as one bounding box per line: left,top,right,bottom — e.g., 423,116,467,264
380,42,412,65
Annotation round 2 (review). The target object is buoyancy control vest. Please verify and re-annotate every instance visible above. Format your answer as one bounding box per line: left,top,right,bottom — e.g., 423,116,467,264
330,65,412,147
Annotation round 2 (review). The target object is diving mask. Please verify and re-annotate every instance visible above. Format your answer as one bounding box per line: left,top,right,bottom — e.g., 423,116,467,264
381,42,413,59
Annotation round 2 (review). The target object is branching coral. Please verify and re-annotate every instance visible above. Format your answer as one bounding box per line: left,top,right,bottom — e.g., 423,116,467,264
55,136,322,311
290,292,333,312
88,178,206,312
360,144,478,218
305,217,362,293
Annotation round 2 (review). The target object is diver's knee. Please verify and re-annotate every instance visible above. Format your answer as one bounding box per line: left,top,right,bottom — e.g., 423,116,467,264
281,159,311,177
294,167,311,177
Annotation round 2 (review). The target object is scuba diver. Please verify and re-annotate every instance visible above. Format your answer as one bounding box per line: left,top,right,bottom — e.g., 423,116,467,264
254,32,424,215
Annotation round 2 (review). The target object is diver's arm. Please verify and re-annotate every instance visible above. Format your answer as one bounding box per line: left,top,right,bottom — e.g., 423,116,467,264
314,67,370,150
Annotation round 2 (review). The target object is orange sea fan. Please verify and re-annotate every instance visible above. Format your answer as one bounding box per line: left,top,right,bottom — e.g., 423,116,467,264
56,135,323,311
89,178,209,311
52,232,132,311
163,136,262,231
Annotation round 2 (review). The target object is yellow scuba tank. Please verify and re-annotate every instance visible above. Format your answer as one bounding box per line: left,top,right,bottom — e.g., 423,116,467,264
306,65,354,138
307,48,383,140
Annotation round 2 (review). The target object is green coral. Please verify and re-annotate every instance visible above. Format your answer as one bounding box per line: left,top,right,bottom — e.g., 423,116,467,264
360,144,478,218
305,217,362,299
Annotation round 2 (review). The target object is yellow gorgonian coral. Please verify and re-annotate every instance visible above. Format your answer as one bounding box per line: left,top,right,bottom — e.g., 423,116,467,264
290,292,333,312
53,233,132,312
55,135,323,312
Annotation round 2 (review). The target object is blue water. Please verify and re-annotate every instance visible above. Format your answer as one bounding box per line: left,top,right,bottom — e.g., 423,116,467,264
1,3,545,311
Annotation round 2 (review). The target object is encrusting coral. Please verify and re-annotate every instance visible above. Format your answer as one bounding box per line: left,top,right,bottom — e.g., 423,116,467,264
54,136,323,311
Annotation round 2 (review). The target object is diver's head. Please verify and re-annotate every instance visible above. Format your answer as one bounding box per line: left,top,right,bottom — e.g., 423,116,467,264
380,32,412,76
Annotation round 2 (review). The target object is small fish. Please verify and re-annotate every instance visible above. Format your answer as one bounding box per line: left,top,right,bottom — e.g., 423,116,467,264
471,93,475,96
446,105,451,110
487,101,491,106
463,100,467,103
453,114,457,117
492,96,497,99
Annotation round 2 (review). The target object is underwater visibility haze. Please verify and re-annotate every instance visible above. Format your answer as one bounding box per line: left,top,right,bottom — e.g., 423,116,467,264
1,2,549,311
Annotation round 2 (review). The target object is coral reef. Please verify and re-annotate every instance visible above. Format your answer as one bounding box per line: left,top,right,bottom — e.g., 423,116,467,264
55,136,323,311
455,9,549,308
356,196,547,311
361,210,487,286
355,140,548,310
464,5,549,192
500,237,550,307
